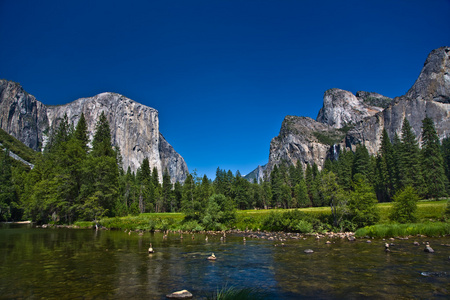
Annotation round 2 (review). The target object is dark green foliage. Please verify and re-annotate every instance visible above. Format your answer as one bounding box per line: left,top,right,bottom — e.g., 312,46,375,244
375,128,397,202
318,171,347,228
348,174,380,228
92,112,115,157
397,118,425,195
421,117,447,198
389,186,420,223
352,144,372,182
442,137,450,187
336,148,353,190
21,113,121,223
201,194,236,230
74,112,89,152
0,149,18,221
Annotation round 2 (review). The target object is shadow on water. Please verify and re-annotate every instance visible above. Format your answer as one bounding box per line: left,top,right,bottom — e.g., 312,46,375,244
0,223,449,299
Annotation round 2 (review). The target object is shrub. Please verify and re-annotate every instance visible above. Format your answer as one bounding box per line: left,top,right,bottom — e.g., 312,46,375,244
389,186,419,223
293,220,313,233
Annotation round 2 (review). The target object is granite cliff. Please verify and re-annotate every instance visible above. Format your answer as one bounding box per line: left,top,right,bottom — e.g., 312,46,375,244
0,81,188,183
247,46,450,182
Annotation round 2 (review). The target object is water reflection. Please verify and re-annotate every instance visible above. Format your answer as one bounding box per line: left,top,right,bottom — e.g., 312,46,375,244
0,223,449,299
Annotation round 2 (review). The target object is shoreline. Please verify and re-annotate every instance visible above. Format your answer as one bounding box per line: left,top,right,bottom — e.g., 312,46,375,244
25,223,450,241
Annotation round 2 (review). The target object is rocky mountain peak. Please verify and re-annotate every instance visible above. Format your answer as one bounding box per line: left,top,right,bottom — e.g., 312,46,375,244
0,81,188,183
405,46,450,103
247,46,450,183
316,88,388,129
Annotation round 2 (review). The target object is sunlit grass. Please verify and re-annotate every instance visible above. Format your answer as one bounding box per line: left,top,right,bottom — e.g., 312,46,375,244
355,222,450,238
98,199,448,234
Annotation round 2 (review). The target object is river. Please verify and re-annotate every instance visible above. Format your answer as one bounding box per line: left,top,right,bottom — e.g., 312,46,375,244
0,223,449,299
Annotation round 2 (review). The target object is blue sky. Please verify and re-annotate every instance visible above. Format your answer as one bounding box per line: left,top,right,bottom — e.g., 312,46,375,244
1,0,449,179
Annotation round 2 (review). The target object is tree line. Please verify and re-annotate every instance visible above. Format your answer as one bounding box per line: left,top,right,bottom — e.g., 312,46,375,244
0,114,449,227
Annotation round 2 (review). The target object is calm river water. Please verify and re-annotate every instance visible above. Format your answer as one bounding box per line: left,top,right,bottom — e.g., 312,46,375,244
0,223,449,299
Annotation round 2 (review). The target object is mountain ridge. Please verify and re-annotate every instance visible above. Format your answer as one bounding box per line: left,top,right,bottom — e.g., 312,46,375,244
246,46,450,183
0,81,188,183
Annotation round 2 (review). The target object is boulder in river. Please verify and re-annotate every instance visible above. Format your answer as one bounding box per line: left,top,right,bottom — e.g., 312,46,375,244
424,245,435,253
166,290,193,299
304,249,314,254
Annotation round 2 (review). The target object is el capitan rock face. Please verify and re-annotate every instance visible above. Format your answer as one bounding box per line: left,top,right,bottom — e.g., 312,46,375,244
0,80,49,151
248,46,450,182
0,82,188,183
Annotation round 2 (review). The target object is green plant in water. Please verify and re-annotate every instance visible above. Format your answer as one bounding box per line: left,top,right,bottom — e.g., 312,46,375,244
206,285,267,300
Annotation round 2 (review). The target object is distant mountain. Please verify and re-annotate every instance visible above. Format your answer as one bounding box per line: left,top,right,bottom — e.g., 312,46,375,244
0,81,188,183
246,46,450,183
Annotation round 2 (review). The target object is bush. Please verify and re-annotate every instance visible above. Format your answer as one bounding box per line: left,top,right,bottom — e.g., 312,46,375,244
180,220,204,232
293,220,313,233
389,186,419,223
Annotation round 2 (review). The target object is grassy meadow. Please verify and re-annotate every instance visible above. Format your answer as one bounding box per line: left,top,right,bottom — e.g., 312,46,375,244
82,199,450,238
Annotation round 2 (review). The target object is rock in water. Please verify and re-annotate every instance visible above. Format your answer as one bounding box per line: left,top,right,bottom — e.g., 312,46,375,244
304,249,314,254
166,290,193,299
424,245,435,253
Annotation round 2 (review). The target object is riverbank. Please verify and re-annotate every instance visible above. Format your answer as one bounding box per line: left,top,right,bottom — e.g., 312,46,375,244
27,199,450,238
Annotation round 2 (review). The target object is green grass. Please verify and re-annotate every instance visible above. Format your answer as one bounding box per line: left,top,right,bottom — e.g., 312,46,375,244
355,222,450,238
376,200,447,223
97,200,448,236
99,213,184,231
73,221,95,228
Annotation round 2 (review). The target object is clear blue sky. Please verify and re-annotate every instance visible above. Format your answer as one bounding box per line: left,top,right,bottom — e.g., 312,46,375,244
1,0,449,180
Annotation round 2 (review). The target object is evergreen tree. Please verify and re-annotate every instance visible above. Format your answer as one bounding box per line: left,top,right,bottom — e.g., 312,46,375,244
398,118,425,195
270,165,283,207
442,137,450,187
261,181,272,209
92,111,114,157
305,164,314,203
348,174,380,228
421,117,447,198
319,171,347,228
336,148,353,190
352,144,372,182
161,169,173,212
0,149,16,221
199,174,212,204
234,171,250,209
181,174,200,220
375,128,396,202
74,112,89,152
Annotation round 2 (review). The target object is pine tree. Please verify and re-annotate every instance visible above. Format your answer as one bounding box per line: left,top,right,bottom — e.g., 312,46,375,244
421,117,447,198
0,149,16,221
161,169,173,212
375,128,396,202
319,171,347,228
336,148,353,191
398,118,425,195
352,144,372,182
92,111,114,157
74,112,89,152
442,137,450,188
270,165,283,208
348,174,379,228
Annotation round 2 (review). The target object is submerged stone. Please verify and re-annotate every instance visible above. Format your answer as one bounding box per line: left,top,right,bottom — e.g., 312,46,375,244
166,290,193,299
